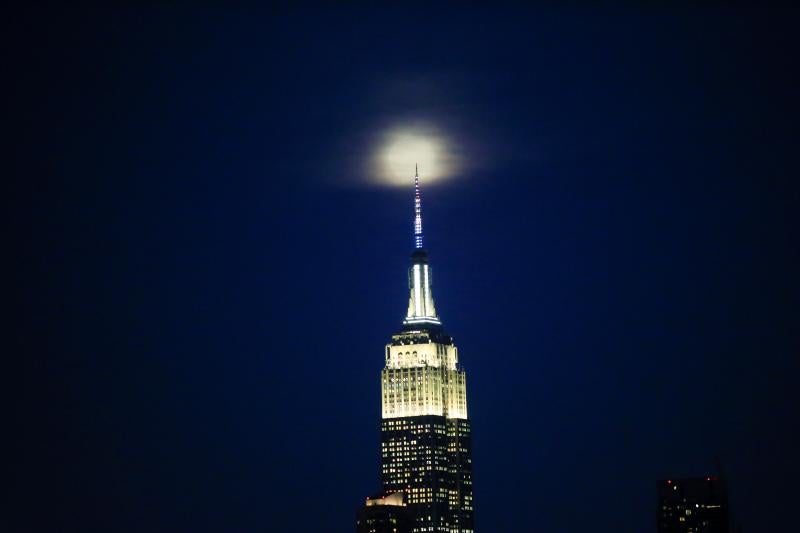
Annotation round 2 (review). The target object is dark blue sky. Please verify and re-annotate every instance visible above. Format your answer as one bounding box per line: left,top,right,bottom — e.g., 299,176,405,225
7,6,799,532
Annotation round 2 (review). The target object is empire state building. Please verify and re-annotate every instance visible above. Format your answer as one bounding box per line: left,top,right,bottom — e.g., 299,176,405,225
358,168,474,533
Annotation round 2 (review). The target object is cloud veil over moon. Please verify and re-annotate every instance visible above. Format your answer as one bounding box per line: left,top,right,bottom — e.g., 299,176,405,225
368,121,466,188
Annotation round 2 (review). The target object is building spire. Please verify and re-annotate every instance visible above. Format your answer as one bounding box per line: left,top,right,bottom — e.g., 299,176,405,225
404,164,440,326
414,165,423,249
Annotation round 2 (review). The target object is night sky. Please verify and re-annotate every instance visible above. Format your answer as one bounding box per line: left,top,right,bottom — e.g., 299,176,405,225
6,6,800,533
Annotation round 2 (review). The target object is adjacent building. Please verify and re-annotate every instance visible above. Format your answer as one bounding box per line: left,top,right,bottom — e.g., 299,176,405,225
356,492,413,533
657,477,729,533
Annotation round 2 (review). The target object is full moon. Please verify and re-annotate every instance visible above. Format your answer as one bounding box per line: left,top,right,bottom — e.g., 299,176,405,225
370,124,463,187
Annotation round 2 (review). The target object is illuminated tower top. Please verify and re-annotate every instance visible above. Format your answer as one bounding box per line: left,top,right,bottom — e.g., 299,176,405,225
404,167,440,327
374,167,474,533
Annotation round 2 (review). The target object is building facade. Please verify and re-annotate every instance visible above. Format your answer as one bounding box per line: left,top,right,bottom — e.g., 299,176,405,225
657,477,729,533
375,168,474,533
356,492,413,533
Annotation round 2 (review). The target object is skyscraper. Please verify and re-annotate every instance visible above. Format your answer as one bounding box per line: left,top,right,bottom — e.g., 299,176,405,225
370,167,475,533
657,477,729,533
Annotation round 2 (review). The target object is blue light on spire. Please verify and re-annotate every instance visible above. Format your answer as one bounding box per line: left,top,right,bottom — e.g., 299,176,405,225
413,165,423,249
